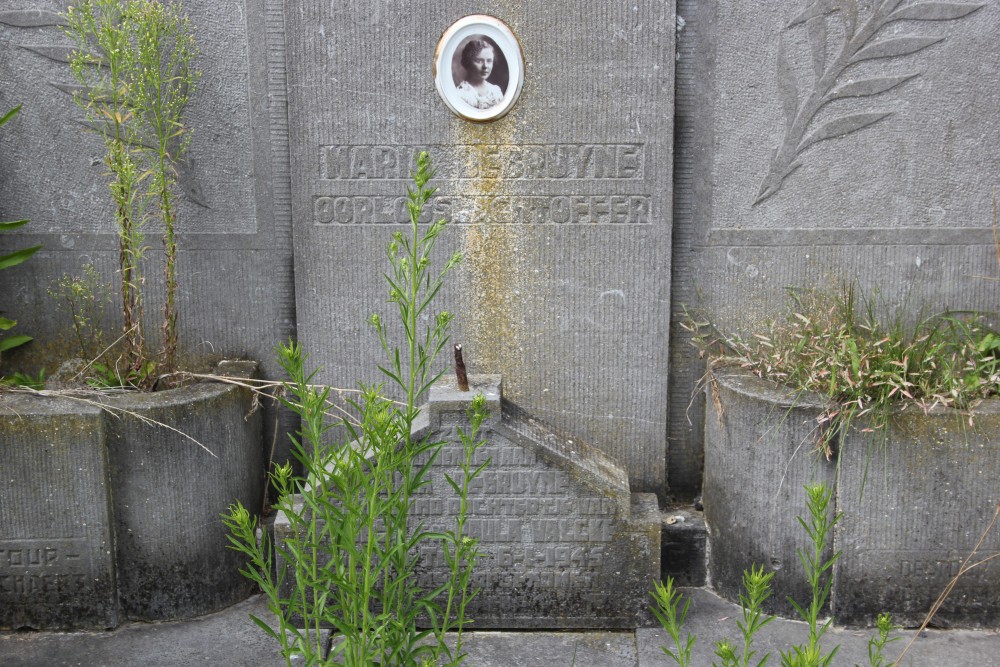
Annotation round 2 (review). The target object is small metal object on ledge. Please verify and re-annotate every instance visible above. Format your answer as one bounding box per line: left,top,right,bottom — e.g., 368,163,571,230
454,344,469,391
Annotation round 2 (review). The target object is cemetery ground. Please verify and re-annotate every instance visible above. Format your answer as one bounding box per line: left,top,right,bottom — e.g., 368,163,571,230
1,587,998,666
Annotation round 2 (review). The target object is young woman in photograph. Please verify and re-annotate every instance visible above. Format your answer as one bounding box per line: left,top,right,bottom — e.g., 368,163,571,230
456,38,504,109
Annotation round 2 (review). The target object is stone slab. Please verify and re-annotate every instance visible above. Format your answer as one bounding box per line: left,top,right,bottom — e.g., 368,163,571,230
411,375,660,628
284,0,676,497
0,3,257,235
835,404,1000,628
0,1,296,463
3,590,1000,667
0,394,117,630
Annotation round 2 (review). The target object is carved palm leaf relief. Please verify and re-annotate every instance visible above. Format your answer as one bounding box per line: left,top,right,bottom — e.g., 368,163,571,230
1,8,208,208
755,0,985,205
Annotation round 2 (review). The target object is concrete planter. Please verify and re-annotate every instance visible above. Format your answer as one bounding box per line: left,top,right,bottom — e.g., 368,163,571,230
0,361,264,630
704,368,1000,628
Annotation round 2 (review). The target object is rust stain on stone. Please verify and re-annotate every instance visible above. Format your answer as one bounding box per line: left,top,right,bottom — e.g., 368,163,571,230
456,122,526,380
452,1,534,382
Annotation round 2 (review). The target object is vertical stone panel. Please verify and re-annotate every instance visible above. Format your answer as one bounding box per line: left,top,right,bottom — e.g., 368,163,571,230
0,0,294,390
286,1,676,496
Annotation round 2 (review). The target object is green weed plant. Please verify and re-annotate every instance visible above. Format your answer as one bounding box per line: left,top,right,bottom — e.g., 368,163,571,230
64,0,198,384
48,264,113,364
687,285,1000,461
224,153,485,666
651,484,900,667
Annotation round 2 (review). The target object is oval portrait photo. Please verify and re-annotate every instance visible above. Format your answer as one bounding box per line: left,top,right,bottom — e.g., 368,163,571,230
435,15,523,122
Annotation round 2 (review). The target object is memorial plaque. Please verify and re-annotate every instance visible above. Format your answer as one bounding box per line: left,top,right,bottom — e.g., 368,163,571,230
286,2,676,496
0,397,117,630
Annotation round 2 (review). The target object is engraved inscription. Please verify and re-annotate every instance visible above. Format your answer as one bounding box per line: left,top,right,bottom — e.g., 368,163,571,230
531,518,613,542
418,544,609,590
313,195,651,225
321,144,645,180
409,428,628,594
0,539,93,599
899,557,962,580
468,470,569,495
0,541,88,570
435,445,537,467
314,143,651,225
0,572,89,596
467,496,616,516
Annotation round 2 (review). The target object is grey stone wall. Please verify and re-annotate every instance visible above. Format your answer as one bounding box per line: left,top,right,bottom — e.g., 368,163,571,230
3,0,996,507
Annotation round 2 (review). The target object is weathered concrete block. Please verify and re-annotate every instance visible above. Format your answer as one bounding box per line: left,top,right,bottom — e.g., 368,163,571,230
103,362,264,621
702,369,835,618
0,396,117,630
705,368,1000,628
661,508,706,587
0,362,263,629
835,406,1000,628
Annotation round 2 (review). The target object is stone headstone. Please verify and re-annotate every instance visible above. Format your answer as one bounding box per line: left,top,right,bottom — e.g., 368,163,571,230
0,396,118,630
274,374,661,628
413,375,660,628
284,1,676,496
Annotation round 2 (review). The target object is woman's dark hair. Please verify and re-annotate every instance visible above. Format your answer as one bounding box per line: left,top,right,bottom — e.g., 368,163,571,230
460,38,495,69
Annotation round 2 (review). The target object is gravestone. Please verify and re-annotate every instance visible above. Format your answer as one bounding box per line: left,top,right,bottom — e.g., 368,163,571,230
274,375,661,628
284,1,676,496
